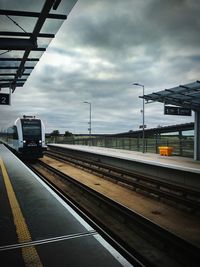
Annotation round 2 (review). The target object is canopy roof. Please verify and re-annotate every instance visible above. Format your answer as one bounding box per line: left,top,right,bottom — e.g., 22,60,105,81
141,81,200,111
0,0,77,92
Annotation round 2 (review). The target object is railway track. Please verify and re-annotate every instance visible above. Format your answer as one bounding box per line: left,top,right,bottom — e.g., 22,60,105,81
28,160,145,267
45,148,200,215
28,158,200,267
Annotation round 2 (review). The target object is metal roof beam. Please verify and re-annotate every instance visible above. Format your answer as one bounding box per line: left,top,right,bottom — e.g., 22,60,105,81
0,58,39,61
0,79,26,82
0,47,45,51
0,38,37,50
179,85,190,90
0,82,24,87
0,9,67,20
31,0,56,40
0,67,34,69
0,0,73,91
0,73,30,76
53,0,62,10
0,31,55,38
165,89,175,93
13,0,56,91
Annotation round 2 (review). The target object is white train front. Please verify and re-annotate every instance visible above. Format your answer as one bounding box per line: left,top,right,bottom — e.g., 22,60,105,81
1,115,47,159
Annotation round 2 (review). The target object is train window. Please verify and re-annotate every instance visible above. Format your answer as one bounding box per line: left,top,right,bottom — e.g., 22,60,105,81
13,126,18,140
22,119,42,139
7,126,18,139
7,127,14,134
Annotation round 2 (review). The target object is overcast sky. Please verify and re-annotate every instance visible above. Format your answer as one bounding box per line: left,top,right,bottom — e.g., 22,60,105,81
1,0,200,134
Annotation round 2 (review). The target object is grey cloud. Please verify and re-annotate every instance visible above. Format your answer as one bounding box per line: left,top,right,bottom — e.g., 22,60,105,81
1,0,198,134
65,0,200,57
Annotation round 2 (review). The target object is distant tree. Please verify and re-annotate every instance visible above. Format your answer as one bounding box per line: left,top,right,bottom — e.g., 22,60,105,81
64,131,73,137
50,130,60,136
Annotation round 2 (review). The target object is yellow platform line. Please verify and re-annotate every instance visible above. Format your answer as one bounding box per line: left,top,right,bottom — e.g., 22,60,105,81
0,158,43,267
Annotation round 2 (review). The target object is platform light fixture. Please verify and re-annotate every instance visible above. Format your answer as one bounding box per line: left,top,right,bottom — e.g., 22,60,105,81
132,83,145,153
83,101,92,145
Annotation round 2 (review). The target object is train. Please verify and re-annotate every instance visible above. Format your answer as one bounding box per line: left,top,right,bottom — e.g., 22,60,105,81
0,115,47,159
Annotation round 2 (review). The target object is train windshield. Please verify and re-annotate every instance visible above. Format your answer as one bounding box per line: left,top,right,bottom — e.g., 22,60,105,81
21,119,41,139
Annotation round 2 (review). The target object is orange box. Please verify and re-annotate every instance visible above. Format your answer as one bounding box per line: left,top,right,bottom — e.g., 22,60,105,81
159,146,173,156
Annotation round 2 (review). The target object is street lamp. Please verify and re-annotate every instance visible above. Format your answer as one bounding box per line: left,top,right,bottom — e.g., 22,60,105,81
132,83,145,153
83,101,92,144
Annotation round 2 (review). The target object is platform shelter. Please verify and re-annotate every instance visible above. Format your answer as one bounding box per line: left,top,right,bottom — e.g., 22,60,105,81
0,0,77,94
141,81,200,160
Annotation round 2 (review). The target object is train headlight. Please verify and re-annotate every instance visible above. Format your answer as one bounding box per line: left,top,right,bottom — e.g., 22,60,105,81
39,140,42,143
23,140,26,143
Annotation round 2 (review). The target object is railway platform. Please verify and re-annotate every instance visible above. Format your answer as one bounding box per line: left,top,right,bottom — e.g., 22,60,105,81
48,144,200,190
0,144,133,267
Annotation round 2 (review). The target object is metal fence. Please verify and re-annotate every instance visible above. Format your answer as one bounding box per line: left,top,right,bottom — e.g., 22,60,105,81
46,135,194,158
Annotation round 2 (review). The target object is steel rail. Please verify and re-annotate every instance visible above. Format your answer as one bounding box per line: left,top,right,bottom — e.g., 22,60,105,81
28,162,145,267
30,160,200,267
45,149,200,213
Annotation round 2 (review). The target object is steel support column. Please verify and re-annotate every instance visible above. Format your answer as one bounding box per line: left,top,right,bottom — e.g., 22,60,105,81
194,111,200,160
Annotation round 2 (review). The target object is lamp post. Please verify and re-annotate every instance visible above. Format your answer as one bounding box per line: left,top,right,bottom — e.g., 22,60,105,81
132,83,145,153
83,101,92,145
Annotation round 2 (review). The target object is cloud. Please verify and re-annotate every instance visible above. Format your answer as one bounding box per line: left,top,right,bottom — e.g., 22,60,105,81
0,0,199,134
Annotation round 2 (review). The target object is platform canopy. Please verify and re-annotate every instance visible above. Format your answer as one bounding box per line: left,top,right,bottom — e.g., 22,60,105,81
141,80,200,111
0,0,77,92
140,80,200,160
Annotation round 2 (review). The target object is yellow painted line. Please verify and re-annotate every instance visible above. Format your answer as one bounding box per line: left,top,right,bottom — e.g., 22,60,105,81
0,158,43,267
